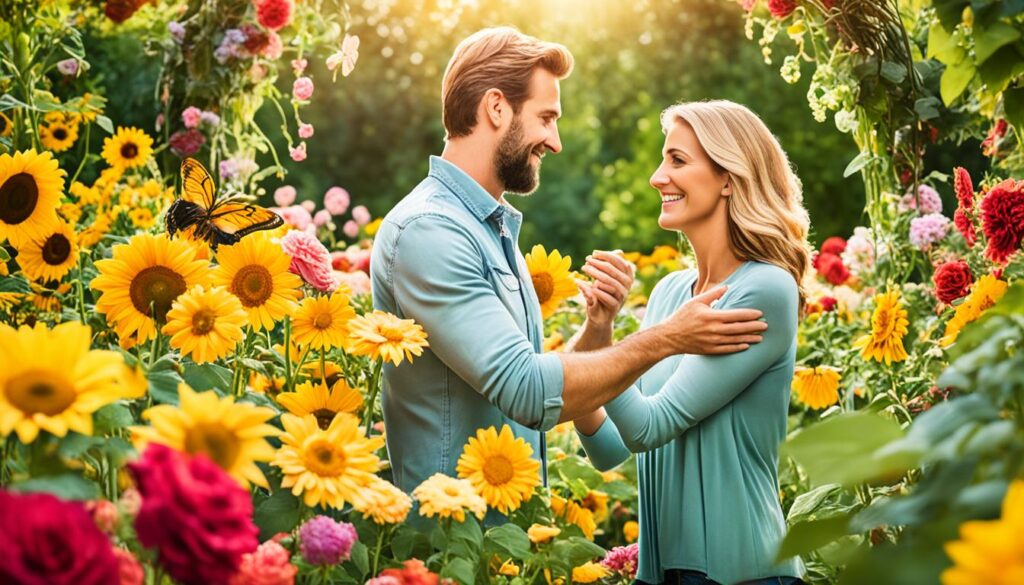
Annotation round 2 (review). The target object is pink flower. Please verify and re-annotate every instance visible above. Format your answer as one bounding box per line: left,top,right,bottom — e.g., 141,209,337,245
274,186,297,207
292,76,314,101
298,123,314,139
335,270,371,296
280,230,337,292
273,204,312,230
323,186,350,215
114,548,144,585
909,213,950,249
291,58,307,74
898,184,943,215
262,31,283,59
86,499,119,534
352,205,371,226
343,220,359,238
601,543,639,579
181,106,203,129
57,58,79,76
256,0,292,31
301,200,316,213
331,248,371,273
298,516,357,565
290,142,307,162
229,541,297,585
314,209,332,227
169,129,206,157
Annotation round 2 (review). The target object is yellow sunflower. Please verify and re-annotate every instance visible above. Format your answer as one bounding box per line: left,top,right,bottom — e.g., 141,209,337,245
128,207,154,229
131,384,280,488
0,321,128,444
276,379,364,429
271,412,385,509
291,291,356,350
572,562,610,583
58,202,82,225
249,372,287,396
456,424,541,514
942,479,1024,585
624,520,639,543
101,126,153,169
161,285,248,364
580,490,610,523
525,244,576,319
791,366,841,409
852,290,908,364
941,275,1008,347
16,220,78,282
347,310,429,366
39,120,79,153
0,111,12,137
0,149,64,246
77,213,111,248
551,494,597,540
527,524,561,544
412,473,487,523
212,233,303,331
356,477,413,525
91,233,211,345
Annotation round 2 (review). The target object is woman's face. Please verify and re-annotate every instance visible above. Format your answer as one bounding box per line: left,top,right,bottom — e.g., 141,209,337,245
649,120,731,232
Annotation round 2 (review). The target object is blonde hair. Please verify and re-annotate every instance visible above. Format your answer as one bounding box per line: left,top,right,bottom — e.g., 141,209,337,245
442,27,574,139
660,100,812,309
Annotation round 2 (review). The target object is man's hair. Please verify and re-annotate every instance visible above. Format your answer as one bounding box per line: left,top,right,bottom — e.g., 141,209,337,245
441,27,573,139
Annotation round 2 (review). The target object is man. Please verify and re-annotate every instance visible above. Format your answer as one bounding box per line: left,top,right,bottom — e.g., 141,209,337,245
370,27,766,500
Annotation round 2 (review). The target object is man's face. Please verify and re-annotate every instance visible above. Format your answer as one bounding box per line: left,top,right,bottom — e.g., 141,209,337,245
495,68,563,195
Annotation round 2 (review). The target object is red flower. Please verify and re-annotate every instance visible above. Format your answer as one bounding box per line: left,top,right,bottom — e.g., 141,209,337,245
954,208,977,247
980,179,1024,264
169,129,206,157
819,296,838,312
241,24,271,55
981,119,1008,157
932,260,974,304
256,0,292,31
373,559,440,585
114,548,145,585
820,236,847,256
105,0,147,23
0,490,120,585
129,444,258,585
953,167,974,208
815,252,850,285
767,0,797,17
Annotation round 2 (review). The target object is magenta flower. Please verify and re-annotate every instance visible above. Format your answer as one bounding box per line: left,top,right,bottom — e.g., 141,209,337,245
898,184,943,215
290,142,307,162
298,516,358,565
909,213,950,249
601,543,639,579
292,76,314,101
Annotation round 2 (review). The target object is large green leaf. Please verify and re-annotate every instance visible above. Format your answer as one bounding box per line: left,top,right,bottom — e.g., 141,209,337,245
484,523,532,561
977,44,1024,93
777,514,852,561
183,362,233,393
441,558,476,585
1000,86,1024,132
787,483,843,523
927,22,960,62
254,488,302,541
974,21,1021,63
10,473,100,500
940,55,976,105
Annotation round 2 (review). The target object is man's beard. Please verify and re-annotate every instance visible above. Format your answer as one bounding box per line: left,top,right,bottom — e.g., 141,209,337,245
495,116,542,195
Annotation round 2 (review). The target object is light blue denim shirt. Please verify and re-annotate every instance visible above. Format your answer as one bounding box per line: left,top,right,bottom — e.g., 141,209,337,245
371,156,564,499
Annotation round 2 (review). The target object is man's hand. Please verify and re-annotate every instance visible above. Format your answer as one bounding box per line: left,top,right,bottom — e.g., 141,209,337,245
578,250,634,331
654,286,767,356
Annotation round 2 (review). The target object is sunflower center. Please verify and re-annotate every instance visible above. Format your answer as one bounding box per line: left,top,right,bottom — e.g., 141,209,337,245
874,308,897,338
231,264,274,307
531,273,554,303
129,266,188,322
4,370,77,417
482,455,515,486
303,437,347,476
0,173,40,225
313,312,333,330
53,127,68,141
120,142,139,160
42,234,72,266
184,423,240,470
191,308,217,335
311,408,337,430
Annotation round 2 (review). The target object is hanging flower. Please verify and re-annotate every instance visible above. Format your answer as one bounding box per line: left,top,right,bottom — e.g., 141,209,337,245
292,77,314,101
980,178,1024,265
767,0,797,18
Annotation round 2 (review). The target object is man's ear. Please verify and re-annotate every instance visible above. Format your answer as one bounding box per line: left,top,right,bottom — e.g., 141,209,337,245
482,88,507,130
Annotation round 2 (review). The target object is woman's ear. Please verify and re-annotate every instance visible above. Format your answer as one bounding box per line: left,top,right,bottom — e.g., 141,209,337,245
721,176,733,197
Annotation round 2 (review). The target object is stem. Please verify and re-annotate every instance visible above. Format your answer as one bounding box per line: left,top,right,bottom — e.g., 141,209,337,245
76,249,88,324
284,316,293,392
319,349,327,384
69,122,91,186
363,359,383,437
371,525,386,577
147,332,162,372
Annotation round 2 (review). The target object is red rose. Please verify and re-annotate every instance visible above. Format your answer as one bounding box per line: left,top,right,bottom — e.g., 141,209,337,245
953,167,974,208
815,252,850,285
954,208,977,247
241,24,271,55
820,236,847,256
169,129,206,157
256,0,292,31
0,491,120,585
129,444,258,585
767,0,797,18
819,296,838,312
932,260,974,304
980,179,1024,264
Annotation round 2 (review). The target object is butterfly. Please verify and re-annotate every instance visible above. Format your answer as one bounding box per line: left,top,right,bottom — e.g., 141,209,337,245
166,158,283,250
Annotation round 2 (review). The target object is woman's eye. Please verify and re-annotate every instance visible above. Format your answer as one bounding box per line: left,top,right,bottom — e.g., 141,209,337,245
672,157,684,165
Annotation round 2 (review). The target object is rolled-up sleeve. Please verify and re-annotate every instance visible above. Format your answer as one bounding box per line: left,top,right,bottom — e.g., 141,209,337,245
391,214,564,431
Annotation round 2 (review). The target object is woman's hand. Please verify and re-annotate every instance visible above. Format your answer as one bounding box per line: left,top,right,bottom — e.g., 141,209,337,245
578,250,635,331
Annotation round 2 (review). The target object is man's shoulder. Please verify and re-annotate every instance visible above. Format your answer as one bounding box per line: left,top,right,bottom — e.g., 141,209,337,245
384,176,473,228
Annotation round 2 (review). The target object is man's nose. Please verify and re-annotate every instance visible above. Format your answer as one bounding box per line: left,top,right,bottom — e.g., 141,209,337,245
545,124,562,154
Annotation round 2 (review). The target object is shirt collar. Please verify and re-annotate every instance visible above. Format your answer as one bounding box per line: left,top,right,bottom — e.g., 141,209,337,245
428,156,501,222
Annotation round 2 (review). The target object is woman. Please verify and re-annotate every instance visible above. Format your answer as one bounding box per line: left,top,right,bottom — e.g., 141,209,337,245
575,100,809,585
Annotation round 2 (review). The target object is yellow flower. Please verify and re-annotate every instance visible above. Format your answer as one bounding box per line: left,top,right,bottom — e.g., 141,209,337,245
791,366,841,409
624,520,639,543
15,220,78,282
272,412,384,509
0,111,12,137
58,202,82,225
77,213,111,248
572,562,610,583
91,233,211,346
524,244,577,319
249,372,287,395
70,180,101,205
551,494,597,539
356,477,413,525
291,292,356,350
942,479,1024,585
0,321,130,444
364,217,383,236
544,332,565,352
498,559,520,577
941,275,1009,347
128,207,154,229
276,379,364,429
131,384,280,488
581,490,610,523
412,473,487,523
601,470,625,483
39,120,80,153
347,310,429,366
101,126,153,169
528,524,561,544
0,149,64,246
161,285,248,364
212,233,302,331
852,290,908,364
456,424,541,514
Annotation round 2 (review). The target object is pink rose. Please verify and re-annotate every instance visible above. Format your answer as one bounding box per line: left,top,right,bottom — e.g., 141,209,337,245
261,31,283,59
351,205,371,226
298,123,314,139
290,143,307,162
114,548,144,585
280,230,337,292
292,77,314,101
181,106,202,129
313,209,332,227
343,220,359,239
334,270,371,296
291,58,307,75
274,186,297,207
301,200,316,213
323,187,350,216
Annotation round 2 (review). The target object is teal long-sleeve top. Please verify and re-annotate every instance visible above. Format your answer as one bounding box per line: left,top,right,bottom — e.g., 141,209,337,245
578,261,805,585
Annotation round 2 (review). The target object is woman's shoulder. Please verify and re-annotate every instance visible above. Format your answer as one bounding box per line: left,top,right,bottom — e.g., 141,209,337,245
728,261,798,304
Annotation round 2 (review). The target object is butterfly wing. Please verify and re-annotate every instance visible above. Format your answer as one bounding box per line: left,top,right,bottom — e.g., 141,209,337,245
180,158,217,210
209,203,284,238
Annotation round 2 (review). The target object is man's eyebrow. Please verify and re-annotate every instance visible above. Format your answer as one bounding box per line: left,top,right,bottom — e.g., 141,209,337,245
540,108,561,119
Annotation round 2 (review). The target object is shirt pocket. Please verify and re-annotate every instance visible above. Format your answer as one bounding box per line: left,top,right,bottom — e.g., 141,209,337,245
487,264,529,333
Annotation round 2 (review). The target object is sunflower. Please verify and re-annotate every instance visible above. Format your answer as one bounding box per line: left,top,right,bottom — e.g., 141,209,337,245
356,477,413,525
0,321,128,444
551,494,597,540
212,233,303,331
101,126,153,169
524,244,576,319
131,383,280,488
941,275,1008,347
14,219,78,282
456,424,541,514
128,207,154,229
792,365,841,409
249,372,287,395
77,213,111,249
39,120,79,153
276,379,363,429
271,412,385,509
527,524,561,544
624,520,639,543
91,233,211,345
291,291,356,350
942,480,1024,585
161,285,248,364
0,149,64,246
0,111,12,137
572,562,610,583
580,490,610,523
412,473,487,523
347,310,429,366
852,290,909,364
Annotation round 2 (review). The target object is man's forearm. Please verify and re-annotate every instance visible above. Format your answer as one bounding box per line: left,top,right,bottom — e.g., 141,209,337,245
563,320,613,353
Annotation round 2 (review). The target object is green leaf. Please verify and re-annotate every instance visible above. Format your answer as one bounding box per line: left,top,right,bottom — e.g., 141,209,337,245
254,488,302,541
0,273,30,294
450,514,483,549
977,44,1024,93
787,483,843,522
554,455,604,490
940,57,976,105
0,247,9,262
57,433,106,458
777,514,851,560
94,403,134,434
843,152,875,178
95,115,114,134
1003,87,1024,136
914,97,942,121
974,21,1021,63
349,541,369,578
927,22,961,62
441,558,476,585
183,362,232,392
484,523,532,561
10,472,100,500
879,61,907,84
550,536,605,569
